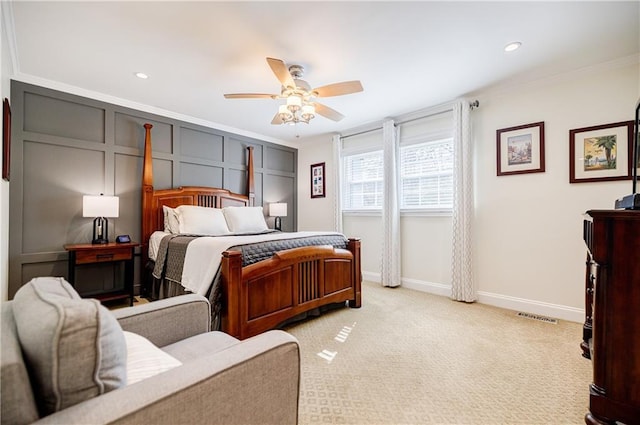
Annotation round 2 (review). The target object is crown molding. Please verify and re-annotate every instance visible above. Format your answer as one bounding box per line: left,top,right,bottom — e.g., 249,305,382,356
1,0,19,77
12,73,297,148
468,53,640,101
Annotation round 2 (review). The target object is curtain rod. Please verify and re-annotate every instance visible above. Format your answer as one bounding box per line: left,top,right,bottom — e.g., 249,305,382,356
341,99,479,141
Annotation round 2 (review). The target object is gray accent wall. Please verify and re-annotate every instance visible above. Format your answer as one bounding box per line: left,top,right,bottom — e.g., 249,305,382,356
8,81,297,299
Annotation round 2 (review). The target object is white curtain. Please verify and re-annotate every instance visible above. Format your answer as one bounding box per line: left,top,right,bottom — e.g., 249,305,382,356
451,100,476,302
332,134,343,233
381,120,401,287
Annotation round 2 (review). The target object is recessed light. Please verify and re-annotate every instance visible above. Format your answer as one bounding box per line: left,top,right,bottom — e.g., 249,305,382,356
135,72,148,79
504,42,522,52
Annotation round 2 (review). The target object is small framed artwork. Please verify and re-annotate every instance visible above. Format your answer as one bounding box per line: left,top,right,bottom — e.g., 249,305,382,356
497,121,545,176
310,162,326,198
2,98,10,181
569,121,633,183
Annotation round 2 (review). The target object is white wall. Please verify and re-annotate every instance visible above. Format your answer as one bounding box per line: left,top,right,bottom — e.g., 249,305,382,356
1,2,15,301
296,134,336,232
297,57,640,322
473,57,639,321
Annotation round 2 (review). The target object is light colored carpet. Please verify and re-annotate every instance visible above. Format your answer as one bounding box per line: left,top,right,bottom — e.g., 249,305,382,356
284,281,592,425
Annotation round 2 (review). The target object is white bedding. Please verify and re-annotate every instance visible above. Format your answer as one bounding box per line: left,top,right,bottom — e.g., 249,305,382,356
149,231,170,261
150,230,344,296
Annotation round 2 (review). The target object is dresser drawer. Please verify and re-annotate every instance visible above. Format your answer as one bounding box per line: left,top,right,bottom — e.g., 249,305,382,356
75,247,132,264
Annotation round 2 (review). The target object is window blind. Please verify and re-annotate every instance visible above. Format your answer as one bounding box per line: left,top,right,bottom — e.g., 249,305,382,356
342,150,384,210
400,139,453,209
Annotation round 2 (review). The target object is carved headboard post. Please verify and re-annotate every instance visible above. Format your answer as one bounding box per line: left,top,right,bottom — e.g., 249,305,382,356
247,146,255,207
141,123,154,294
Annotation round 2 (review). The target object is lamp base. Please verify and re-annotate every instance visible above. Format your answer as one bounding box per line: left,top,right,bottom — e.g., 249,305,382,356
274,216,282,231
92,217,110,244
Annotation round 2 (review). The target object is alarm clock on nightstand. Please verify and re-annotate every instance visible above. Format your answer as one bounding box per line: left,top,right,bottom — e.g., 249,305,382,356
116,234,131,244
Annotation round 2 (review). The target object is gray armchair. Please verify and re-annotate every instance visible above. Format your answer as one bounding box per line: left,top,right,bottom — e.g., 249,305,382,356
1,277,300,425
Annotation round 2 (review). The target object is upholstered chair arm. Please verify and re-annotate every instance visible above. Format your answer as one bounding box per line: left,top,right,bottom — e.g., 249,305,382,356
33,330,301,425
112,294,210,347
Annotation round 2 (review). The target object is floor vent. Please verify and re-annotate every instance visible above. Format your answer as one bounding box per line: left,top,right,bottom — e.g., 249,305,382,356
516,312,558,324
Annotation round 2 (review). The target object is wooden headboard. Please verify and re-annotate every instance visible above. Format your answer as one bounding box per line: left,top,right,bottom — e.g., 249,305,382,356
140,123,255,265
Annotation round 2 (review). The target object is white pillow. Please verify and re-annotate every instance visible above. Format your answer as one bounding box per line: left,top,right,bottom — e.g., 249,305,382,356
175,205,231,235
162,206,180,234
222,206,269,233
123,331,182,385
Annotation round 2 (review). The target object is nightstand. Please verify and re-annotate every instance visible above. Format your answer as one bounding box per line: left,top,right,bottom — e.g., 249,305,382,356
64,242,139,306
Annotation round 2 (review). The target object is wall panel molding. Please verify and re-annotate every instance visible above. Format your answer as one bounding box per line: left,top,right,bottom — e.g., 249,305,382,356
8,80,297,298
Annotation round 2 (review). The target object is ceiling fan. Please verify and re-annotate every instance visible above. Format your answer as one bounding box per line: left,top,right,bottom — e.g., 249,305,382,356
224,57,363,125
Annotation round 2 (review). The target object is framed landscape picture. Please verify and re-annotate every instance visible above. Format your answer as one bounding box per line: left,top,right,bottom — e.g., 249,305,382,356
310,162,325,198
496,122,545,176
569,121,634,183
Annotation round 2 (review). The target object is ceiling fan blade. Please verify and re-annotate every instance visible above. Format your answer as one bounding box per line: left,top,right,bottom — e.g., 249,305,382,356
266,57,295,89
313,102,345,121
312,81,363,97
271,112,284,125
224,93,278,99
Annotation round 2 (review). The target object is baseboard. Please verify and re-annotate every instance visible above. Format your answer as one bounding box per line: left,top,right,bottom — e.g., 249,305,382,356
362,271,585,323
362,273,450,296
362,271,380,284
401,278,451,297
476,291,584,323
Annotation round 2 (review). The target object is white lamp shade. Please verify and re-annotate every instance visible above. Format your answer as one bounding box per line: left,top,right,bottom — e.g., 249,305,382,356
302,104,315,116
286,96,301,108
83,195,119,218
269,203,287,217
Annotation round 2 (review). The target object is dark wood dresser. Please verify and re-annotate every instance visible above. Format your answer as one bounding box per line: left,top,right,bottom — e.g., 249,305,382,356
582,209,640,425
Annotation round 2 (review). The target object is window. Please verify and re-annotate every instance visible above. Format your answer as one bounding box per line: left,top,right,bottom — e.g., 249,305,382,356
342,150,383,210
400,138,453,210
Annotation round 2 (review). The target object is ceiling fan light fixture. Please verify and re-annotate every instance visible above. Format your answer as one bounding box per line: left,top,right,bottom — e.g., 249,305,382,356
278,104,293,119
278,100,315,125
301,104,315,121
286,95,302,111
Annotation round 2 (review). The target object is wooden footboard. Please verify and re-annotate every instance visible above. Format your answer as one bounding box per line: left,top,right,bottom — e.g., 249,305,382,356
221,238,361,339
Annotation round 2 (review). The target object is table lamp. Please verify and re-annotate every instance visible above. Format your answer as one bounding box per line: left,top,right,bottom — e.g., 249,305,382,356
83,194,119,244
269,203,287,231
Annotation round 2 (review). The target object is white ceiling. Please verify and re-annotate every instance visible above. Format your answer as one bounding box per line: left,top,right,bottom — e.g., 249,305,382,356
6,1,640,145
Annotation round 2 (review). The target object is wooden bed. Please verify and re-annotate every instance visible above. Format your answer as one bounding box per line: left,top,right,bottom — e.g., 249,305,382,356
141,123,361,339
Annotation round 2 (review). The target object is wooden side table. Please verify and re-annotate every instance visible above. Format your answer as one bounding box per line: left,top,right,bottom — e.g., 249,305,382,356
64,242,139,306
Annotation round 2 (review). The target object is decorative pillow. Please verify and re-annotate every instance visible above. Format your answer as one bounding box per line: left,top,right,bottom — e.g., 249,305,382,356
123,331,182,385
162,205,180,234
12,277,126,415
222,206,269,233
176,205,231,235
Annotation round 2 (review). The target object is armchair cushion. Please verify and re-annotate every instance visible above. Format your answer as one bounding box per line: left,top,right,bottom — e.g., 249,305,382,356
124,331,181,385
12,277,126,415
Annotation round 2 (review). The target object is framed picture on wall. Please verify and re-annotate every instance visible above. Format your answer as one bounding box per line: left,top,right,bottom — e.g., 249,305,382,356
496,122,545,176
2,98,10,181
569,121,634,183
310,162,326,198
